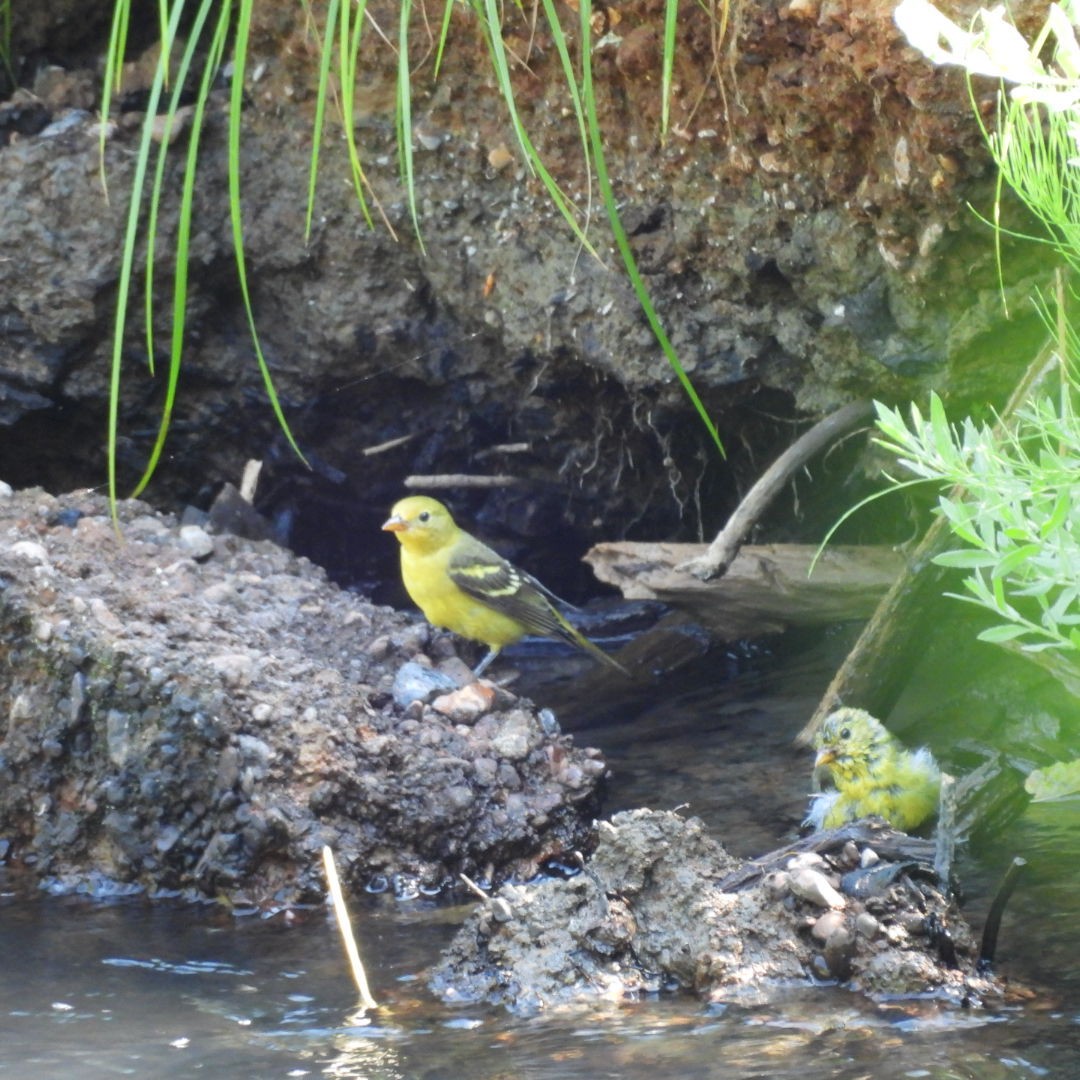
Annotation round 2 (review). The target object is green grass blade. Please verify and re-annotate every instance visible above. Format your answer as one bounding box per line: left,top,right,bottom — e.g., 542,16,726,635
106,0,187,519
660,0,678,137
144,0,213,378
0,0,15,87
539,0,593,222
433,0,456,80
99,0,133,198
579,0,724,457
157,0,171,85
479,0,599,260
132,0,227,497
228,0,309,469
338,0,375,227
396,0,425,250
303,0,342,241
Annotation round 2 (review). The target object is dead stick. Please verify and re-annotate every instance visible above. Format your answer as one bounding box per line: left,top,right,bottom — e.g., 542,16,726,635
404,474,519,489
322,846,378,1010
459,872,492,903
362,434,415,457
933,772,957,886
978,856,1027,970
680,400,874,581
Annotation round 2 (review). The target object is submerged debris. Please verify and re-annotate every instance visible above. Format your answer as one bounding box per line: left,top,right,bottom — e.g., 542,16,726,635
430,810,1006,1013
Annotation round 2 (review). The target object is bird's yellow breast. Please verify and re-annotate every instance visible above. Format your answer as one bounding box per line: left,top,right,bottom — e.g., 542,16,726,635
818,749,939,832
399,544,523,649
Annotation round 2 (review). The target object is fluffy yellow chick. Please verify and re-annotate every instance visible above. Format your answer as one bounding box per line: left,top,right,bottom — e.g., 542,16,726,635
804,707,941,832
382,495,629,678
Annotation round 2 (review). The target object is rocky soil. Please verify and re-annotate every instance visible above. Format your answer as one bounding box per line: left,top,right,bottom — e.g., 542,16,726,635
0,483,606,905
431,808,1006,1013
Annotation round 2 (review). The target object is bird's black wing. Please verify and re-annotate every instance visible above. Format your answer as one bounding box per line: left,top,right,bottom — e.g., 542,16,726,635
447,541,568,639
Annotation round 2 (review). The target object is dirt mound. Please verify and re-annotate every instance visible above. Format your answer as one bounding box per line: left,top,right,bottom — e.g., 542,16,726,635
0,485,605,906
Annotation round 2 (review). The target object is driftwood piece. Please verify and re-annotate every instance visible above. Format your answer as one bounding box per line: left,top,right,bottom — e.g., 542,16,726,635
716,819,935,893
681,400,874,581
797,339,1060,745
585,541,903,640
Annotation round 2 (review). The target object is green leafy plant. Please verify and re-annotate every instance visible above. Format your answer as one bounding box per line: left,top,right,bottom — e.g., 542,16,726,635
1026,759,1080,802
874,389,1080,656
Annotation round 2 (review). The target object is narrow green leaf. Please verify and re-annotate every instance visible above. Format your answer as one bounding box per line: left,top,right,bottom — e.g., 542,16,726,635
132,0,227,498
933,549,999,569
228,0,309,470
929,391,955,461
396,0,425,250
580,0,724,457
433,0,456,81
303,0,343,241
478,0,598,258
660,0,678,138
1041,488,1071,537
106,0,187,522
991,542,1043,579
976,623,1033,643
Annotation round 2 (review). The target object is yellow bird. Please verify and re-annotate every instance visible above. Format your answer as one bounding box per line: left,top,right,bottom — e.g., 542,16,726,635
804,707,941,833
382,495,630,678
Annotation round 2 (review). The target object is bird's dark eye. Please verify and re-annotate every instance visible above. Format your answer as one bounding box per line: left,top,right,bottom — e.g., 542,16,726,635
840,727,851,740
419,511,430,522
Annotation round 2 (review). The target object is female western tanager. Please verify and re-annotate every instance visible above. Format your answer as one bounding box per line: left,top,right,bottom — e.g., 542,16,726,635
804,707,941,832
382,495,629,677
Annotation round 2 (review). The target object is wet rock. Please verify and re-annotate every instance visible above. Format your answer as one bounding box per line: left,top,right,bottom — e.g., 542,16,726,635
0,487,605,906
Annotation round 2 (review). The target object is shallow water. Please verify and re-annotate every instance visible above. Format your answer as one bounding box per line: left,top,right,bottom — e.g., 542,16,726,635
3,629,1080,1080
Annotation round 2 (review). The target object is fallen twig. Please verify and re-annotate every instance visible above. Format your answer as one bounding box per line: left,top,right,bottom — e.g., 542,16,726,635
404,473,518,489
322,845,378,1010
680,400,874,581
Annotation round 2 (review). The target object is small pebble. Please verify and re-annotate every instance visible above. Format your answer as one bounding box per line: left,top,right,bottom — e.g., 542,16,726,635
391,661,459,708
811,910,846,942
177,524,214,560
488,143,514,170
860,847,880,868
10,540,49,564
790,868,846,909
855,912,880,938
786,852,826,871
490,897,514,923
432,682,495,723
763,870,790,899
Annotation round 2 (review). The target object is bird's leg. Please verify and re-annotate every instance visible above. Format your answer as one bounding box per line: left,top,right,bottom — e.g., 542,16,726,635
472,647,500,679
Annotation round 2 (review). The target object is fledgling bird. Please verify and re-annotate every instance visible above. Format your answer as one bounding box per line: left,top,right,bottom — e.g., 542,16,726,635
804,707,941,833
382,495,630,678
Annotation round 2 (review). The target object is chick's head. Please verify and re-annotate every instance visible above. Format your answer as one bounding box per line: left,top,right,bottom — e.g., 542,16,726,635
813,707,897,787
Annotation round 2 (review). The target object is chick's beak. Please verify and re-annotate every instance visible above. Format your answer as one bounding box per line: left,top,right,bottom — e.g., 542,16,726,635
814,747,836,770
382,514,407,533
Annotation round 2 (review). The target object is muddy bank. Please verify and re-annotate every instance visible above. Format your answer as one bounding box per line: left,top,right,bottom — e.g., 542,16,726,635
0,484,606,904
0,0,1055,571
430,808,1005,1013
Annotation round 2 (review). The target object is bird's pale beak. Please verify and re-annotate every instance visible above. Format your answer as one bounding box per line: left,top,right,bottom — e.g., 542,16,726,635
814,747,836,769
382,514,407,532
